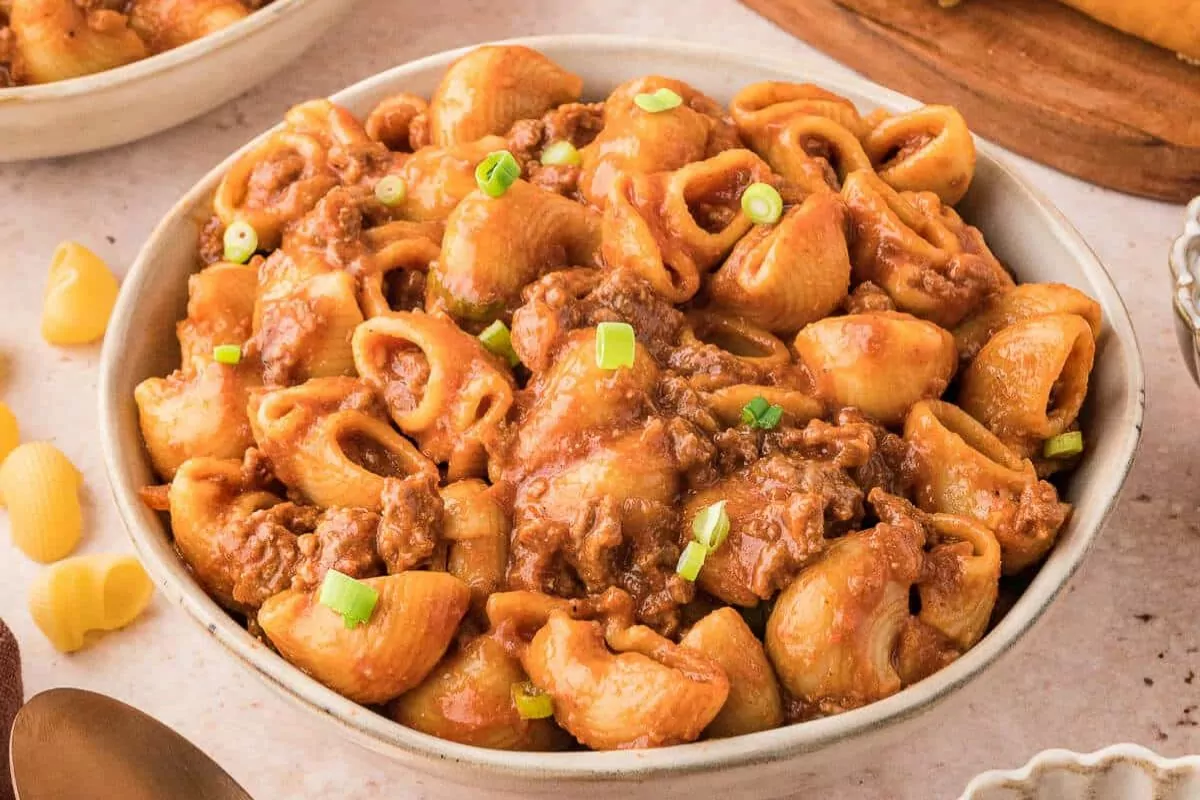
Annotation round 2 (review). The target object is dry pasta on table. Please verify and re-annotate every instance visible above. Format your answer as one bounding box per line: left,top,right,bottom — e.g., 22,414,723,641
133,43,1102,752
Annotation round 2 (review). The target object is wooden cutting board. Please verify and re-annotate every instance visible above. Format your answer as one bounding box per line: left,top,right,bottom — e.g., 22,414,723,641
740,0,1200,203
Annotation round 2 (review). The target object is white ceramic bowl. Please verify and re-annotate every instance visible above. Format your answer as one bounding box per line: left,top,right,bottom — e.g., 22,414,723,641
98,36,1146,798
961,745,1200,799
0,0,359,162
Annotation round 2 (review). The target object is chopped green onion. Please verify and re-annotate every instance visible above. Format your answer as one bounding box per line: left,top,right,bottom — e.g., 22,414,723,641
375,175,407,207
634,88,683,113
212,344,242,365
740,396,770,426
511,681,554,720
475,150,521,197
540,140,581,167
479,320,519,366
318,569,379,629
223,220,258,264
740,395,784,429
741,182,784,225
692,500,730,552
1043,431,1084,459
676,540,708,582
594,321,636,370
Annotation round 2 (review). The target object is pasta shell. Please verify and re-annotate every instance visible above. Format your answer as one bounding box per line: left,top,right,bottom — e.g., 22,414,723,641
40,242,120,346
365,92,429,152
792,311,958,426
680,608,783,739
0,442,82,563
10,0,147,84
388,634,570,751
953,282,1102,362
730,81,867,142
258,571,470,705
429,45,583,146
0,402,18,464
28,554,154,653
128,0,247,51
863,105,976,206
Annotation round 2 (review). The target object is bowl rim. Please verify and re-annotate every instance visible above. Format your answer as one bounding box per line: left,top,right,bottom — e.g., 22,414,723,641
98,34,1147,781
958,743,1200,798
0,0,317,102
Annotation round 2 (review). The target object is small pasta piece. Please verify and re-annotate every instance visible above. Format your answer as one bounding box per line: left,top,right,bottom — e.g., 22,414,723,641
730,81,868,142
428,45,583,146
258,571,470,705
365,92,429,152
706,191,852,333
792,311,957,426
128,0,248,52
953,282,1102,362
580,76,739,208
863,105,976,206
28,554,154,653
702,384,823,429
40,242,120,345
602,150,774,303
352,311,516,480
429,180,602,326
747,112,872,195
441,480,510,612
390,135,508,222
0,442,82,563
10,0,147,84
0,402,18,464
388,634,570,751
521,612,729,750
680,607,784,739
958,313,1096,457
842,170,1011,328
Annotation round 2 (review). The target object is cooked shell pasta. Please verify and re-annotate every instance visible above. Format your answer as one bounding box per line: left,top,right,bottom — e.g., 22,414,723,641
0,441,82,563
128,0,248,52
428,45,583,147
28,554,154,653
258,571,470,704
706,191,852,333
863,105,976,206
40,242,120,345
958,313,1096,457
133,47,1104,752
792,311,958,426
9,0,147,84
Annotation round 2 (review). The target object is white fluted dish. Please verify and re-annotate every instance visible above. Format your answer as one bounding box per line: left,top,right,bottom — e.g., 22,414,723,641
0,0,359,162
961,745,1200,799
97,36,1146,798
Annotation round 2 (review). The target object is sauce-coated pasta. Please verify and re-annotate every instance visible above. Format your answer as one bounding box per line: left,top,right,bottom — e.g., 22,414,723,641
136,46,1100,752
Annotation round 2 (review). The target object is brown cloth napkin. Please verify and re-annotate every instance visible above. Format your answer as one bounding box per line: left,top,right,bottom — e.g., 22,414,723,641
0,617,20,800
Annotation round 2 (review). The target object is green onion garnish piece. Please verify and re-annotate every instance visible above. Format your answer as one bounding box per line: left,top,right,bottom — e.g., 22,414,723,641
676,540,708,582
634,88,683,113
479,320,519,367
1043,431,1084,459
595,321,636,370
741,182,784,225
212,344,242,365
741,396,770,425
511,681,554,720
540,140,581,167
692,500,730,552
223,220,258,264
475,150,521,198
375,175,407,207
740,395,784,429
318,569,379,629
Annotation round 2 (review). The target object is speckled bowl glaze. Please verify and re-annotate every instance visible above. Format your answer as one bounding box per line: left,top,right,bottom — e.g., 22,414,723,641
98,36,1146,798
961,745,1200,799
0,0,359,162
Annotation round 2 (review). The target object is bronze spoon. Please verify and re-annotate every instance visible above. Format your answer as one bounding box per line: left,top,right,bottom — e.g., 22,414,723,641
9,688,252,800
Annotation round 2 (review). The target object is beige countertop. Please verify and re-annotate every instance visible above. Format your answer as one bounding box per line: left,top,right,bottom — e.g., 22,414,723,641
0,1,1196,798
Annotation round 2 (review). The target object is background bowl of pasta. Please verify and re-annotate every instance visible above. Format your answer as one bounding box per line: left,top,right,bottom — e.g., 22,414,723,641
98,36,1145,796
0,0,359,162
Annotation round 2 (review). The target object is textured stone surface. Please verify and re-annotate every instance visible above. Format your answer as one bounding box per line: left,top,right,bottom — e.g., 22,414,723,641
0,1,1195,798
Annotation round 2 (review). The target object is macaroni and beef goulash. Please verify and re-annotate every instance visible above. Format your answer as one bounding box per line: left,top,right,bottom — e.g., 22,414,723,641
133,44,1101,751
0,0,275,87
